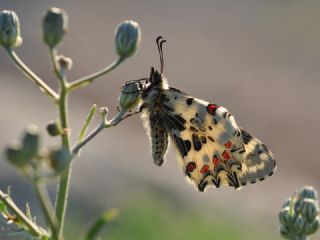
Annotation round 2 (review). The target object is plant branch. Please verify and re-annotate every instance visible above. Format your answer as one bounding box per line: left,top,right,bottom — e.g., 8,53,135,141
49,48,65,85
68,57,125,91
72,110,130,155
0,190,48,238
34,180,58,240
4,46,59,102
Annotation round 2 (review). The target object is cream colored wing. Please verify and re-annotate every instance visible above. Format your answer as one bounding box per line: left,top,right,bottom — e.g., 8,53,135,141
160,88,276,191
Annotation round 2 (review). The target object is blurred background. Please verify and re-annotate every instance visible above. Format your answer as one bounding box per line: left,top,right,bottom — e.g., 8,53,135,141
1,0,320,239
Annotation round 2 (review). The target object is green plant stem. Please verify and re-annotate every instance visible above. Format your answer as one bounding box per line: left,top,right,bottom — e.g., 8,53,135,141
4,46,59,102
49,47,72,239
55,84,72,240
68,57,125,91
34,180,58,240
49,48,64,84
72,111,125,155
0,190,48,238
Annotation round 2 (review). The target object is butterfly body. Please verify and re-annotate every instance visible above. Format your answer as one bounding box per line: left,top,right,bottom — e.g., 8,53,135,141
127,37,276,192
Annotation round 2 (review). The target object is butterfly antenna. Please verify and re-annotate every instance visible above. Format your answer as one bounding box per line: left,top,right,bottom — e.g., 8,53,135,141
156,36,167,74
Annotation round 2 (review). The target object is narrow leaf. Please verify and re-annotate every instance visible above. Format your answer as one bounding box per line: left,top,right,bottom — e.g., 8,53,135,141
78,104,97,144
84,208,119,240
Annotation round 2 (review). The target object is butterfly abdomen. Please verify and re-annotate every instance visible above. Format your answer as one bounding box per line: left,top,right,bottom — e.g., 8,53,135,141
149,113,169,166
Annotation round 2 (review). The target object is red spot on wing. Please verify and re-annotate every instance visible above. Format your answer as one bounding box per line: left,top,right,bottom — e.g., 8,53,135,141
224,141,232,149
206,104,218,115
187,162,196,173
200,164,210,174
212,156,220,167
222,150,231,160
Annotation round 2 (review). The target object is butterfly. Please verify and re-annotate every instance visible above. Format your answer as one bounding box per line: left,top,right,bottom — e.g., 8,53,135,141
124,36,276,192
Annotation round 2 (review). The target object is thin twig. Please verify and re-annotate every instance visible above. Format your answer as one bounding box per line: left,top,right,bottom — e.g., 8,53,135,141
4,46,59,102
0,190,48,238
49,48,65,85
34,180,59,240
68,57,125,91
72,111,129,155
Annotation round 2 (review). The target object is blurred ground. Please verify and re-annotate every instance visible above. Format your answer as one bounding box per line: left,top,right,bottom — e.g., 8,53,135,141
0,0,320,239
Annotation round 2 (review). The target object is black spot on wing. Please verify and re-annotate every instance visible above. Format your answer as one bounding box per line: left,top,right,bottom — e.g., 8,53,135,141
162,103,174,112
200,136,207,144
165,114,186,131
173,134,190,157
189,126,199,132
185,140,191,152
241,129,253,144
212,177,221,188
174,114,187,124
198,180,208,192
186,98,193,105
192,134,202,151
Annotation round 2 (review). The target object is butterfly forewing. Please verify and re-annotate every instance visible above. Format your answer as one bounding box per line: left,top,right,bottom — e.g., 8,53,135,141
143,87,276,191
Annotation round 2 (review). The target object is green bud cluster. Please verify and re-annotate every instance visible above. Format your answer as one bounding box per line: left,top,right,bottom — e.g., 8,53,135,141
6,125,39,168
115,20,141,58
279,186,319,239
0,10,22,47
118,82,141,111
49,148,70,174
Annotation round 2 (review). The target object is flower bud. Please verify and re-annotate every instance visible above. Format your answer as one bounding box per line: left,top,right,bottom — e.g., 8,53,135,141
49,148,70,174
118,82,141,111
42,7,68,48
294,215,307,235
115,20,141,58
306,216,320,235
46,121,61,136
279,225,290,239
279,207,293,227
21,125,40,160
301,199,319,223
299,186,318,201
0,10,22,47
6,141,29,168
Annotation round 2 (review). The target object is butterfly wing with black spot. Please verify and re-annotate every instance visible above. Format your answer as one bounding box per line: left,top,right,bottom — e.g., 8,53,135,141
160,88,276,191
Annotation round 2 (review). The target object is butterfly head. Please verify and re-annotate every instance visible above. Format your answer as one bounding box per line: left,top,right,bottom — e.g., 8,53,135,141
120,36,168,101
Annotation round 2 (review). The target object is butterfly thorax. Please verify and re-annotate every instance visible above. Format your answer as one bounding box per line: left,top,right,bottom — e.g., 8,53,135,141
141,68,169,111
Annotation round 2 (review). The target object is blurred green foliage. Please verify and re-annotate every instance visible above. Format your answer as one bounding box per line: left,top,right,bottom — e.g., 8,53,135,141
65,191,277,240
